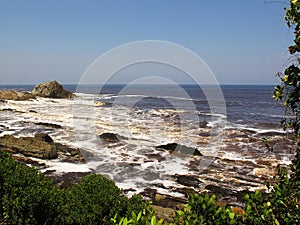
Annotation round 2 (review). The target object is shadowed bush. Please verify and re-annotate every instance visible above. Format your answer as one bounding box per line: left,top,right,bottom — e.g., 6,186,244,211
0,151,147,225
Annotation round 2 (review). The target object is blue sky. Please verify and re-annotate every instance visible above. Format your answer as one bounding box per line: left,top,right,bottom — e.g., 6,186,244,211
0,0,293,84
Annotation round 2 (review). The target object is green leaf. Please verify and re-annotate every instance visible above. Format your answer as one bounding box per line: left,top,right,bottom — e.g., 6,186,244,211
137,211,142,221
151,215,157,225
229,212,235,220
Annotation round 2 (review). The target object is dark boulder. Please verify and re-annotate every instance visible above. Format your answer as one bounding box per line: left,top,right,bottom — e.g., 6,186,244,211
35,122,63,129
175,174,202,188
156,143,202,156
99,132,120,142
31,80,74,98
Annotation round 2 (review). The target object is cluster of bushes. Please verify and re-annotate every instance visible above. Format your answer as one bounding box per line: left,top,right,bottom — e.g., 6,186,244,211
0,150,148,225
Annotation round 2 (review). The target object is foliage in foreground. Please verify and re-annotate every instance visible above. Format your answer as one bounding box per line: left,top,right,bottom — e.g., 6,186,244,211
0,150,147,225
274,0,300,135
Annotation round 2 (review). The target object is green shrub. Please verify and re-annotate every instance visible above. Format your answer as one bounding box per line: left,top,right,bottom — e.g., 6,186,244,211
0,151,147,225
242,159,300,224
0,150,59,225
174,193,239,225
56,174,147,224
110,210,165,225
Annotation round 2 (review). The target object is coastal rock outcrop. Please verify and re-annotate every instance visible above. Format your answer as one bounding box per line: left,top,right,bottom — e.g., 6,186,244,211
31,80,74,98
0,133,58,159
0,133,84,162
0,90,33,101
156,143,202,156
0,80,74,101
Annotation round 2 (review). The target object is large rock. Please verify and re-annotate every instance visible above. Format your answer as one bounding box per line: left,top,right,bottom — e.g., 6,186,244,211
31,80,74,98
156,143,202,156
0,133,84,161
0,80,74,101
0,134,58,159
175,174,202,187
0,90,33,101
99,132,120,142
99,132,127,142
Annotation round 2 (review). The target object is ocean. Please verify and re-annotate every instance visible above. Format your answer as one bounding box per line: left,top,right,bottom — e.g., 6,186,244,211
0,84,295,204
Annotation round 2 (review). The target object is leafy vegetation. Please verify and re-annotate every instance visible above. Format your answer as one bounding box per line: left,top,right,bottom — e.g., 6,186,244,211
110,211,164,225
274,0,300,135
0,150,147,225
174,193,239,225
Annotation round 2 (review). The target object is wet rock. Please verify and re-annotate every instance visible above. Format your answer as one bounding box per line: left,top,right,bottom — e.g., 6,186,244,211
56,143,85,163
99,132,124,142
0,133,84,162
141,188,185,209
0,134,58,159
1,108,14,112
123,188,137,194
199,131,211,137
225,129,255,138
141,188,158,199
175,174,202,188
156,143,202,156
145,153,166,162
205,184,231,196
35,122,63,129
199,120,208,128
257,131,286,137
31,80,74,99
152,205,176,223
142,171,160,181
12,155,47,169
34,133,54,143
153,194,184,209
0,90,33,101
0,125,6,133
172,186,196,198
205,185,250,205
